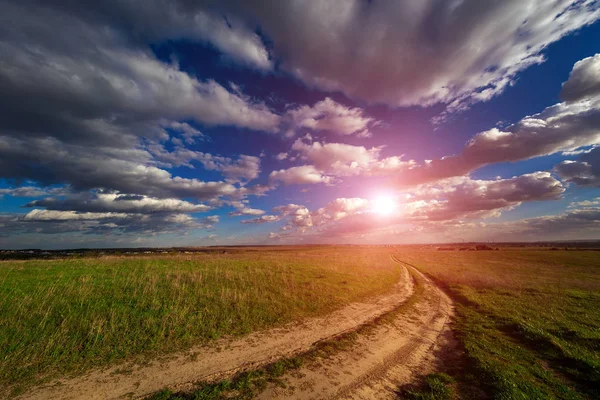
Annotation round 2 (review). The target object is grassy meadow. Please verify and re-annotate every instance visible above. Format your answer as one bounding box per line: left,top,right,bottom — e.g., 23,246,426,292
0,247,402,393
395,248,600,399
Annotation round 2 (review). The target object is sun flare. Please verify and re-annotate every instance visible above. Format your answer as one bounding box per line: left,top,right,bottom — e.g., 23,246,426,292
372,196,397,216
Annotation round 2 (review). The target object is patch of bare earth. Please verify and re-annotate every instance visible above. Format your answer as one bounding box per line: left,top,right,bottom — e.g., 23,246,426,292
18,261,416,400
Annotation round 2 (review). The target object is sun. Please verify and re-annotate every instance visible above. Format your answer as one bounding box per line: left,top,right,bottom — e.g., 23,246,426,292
371,196,397,216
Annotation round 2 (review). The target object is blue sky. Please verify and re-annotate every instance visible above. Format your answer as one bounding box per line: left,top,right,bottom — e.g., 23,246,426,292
1,1,600,248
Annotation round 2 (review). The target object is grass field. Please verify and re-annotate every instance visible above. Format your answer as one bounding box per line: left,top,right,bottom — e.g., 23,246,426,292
394,248,600,399
0,247,402,393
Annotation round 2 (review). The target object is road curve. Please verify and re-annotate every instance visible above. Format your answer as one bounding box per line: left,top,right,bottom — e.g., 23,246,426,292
17,259,415,400
257,255,454,400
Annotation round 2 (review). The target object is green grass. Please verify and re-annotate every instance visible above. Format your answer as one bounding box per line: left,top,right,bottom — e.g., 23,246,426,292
0,247,402,393
405,373,456,400
147,261,427,400
394,249,600,399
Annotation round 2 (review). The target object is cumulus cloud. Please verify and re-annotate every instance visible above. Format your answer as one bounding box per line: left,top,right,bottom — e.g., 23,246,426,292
263,198,369,232
0,0,280,220
281,98,377,137
0,136,240,201
269,136,415,185
229,207,266,217
269,165,333,185
561,54,600,103
555,146,600,187
229,0,600,113
291,136,415,177
406,172,565,221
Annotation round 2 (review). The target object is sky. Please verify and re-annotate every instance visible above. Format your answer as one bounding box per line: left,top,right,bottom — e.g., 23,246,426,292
1,0,600,249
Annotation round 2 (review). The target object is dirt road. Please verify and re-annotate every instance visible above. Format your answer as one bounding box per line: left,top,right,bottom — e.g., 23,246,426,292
19,257,421,400
256,256,455,399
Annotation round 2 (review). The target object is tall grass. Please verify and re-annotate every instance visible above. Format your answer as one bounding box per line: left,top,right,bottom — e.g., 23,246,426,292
395,249,600,399
0,248,401,392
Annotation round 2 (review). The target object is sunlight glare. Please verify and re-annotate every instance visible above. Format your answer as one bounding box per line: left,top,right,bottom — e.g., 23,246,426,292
372,196,397,216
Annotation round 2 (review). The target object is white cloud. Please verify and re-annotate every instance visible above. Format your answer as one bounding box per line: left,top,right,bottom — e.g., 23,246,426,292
561,53,600,102
282,98,376,137
269,165,333,185
23,209,130,221
229,207,266,217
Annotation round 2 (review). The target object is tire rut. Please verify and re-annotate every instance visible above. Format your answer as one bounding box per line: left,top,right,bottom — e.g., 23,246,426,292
257,256,454,400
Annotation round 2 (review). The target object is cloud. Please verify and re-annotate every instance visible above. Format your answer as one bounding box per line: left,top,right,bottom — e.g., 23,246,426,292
205,155,262,183
282,98,376,137
0,136,241,201
169,122,208,145
229,1,600,112
269,165,333,185
407,172,565,221
561,53,600,102
229,207,266,217
291,136,414,176
0,208,219,239
568,198,600,208
269,136,415,185
241,215,282,224
0,4,280,148
268,172,565,240
0,186,63,199
264,198,369,232
13,1,272,71
555,146,600,187
396,54,600,186
0,1,281,215
148,145,262,183
26,192,212,214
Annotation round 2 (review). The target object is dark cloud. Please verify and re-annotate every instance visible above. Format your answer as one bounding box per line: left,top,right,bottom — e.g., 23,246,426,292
0,137,238,200
555,146,600,187
0,210,218,238
26,192,212,214
229,0,599,112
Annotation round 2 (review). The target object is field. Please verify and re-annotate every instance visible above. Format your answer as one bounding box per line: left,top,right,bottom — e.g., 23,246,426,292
394,248,600,399
2,246,600,399
0,248,402,394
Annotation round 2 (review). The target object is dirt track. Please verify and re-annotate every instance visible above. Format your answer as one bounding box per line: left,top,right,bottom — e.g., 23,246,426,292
19,257,430,400
257,256,454,399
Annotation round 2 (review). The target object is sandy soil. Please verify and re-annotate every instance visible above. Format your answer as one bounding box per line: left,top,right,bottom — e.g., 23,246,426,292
17,260,416,400
256,256,455,399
